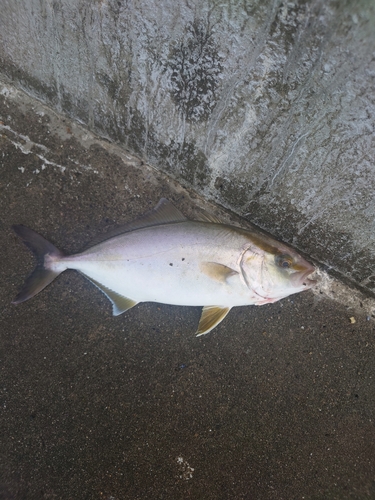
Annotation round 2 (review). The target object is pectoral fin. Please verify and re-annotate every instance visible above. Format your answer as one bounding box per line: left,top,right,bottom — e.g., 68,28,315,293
196,306,231,336
200,262,238,283
81,275,138,316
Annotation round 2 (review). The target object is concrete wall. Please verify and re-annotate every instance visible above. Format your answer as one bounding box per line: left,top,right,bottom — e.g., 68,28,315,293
1,0,375,293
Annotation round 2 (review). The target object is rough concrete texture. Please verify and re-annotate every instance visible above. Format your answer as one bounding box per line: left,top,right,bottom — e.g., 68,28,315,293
1,0,375,294
2,82,375,500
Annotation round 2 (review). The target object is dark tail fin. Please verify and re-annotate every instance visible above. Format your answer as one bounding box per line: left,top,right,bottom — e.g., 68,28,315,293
12,225,65,304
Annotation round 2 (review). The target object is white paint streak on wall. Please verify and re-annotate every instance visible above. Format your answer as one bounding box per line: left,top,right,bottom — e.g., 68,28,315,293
0,121,98,177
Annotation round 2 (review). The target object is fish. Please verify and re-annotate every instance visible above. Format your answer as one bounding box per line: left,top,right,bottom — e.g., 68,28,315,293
11,198,316,335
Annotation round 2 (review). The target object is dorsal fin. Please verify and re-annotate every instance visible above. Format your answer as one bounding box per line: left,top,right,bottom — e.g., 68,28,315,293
87,198,187,247
195,210,223,224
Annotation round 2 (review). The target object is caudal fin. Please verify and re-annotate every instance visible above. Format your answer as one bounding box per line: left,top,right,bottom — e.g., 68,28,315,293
12,225,65,304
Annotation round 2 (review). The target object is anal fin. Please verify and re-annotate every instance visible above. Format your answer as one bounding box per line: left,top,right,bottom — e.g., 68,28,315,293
196,306,231,336
82,275,138,316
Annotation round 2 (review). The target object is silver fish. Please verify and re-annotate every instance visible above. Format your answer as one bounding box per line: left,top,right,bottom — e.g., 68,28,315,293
12,198,316,335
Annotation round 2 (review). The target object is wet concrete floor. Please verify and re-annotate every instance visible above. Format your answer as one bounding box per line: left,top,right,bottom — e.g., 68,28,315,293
1,83,375,499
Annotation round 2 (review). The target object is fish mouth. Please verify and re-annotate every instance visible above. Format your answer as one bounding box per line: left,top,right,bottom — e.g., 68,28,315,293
292,264,317,289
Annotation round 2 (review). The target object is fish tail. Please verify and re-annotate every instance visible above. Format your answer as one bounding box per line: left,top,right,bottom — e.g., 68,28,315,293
12,224,65,304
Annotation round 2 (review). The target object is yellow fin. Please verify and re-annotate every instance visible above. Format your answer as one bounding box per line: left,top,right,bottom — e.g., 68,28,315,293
196,306,231,336
82,275,138,316
200,262,238,283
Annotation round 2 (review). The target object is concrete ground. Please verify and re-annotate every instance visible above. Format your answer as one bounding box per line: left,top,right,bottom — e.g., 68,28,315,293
1,83,375,500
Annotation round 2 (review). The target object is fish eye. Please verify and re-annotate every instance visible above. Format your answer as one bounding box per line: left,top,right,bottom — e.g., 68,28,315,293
275,254,293,269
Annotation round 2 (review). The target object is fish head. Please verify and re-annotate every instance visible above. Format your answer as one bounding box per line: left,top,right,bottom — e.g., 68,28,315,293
240,233,316,302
